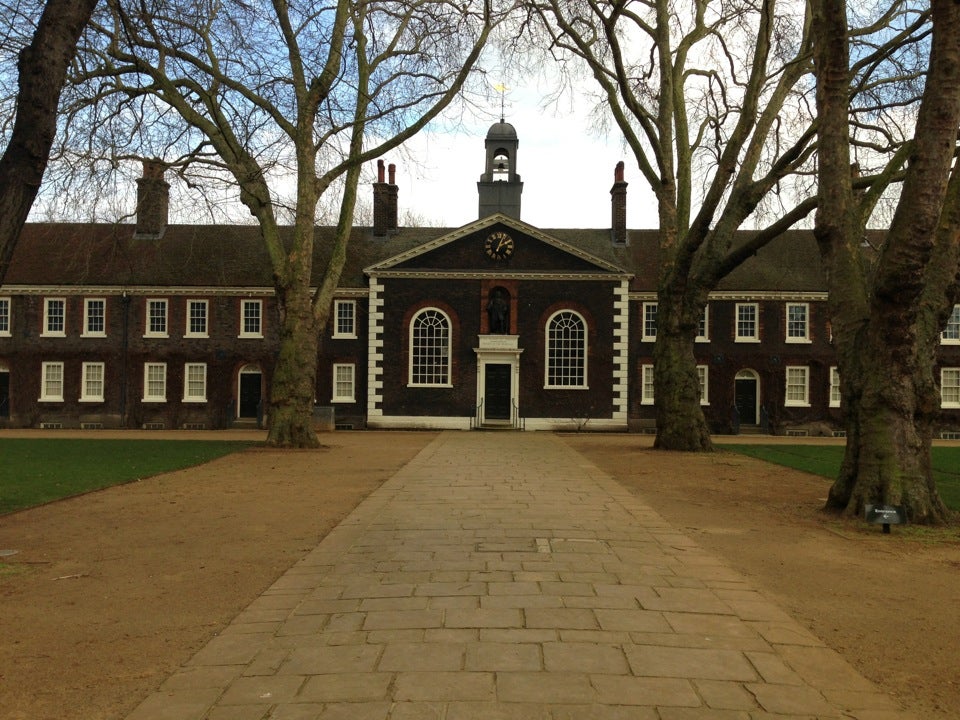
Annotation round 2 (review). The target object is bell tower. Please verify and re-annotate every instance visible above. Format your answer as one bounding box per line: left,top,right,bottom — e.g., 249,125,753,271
478,120,523,219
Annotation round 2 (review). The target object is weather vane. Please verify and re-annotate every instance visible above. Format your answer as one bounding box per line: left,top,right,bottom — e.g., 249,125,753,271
494,82,509,123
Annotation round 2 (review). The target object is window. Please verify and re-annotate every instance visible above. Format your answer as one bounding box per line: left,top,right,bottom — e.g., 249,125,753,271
81,362,105,402
830,366,841,408
785,366,810,407
546,310,587,388
145,299,168,337
183,363,207,402
43,298,66,336
410,308,450,386
332,363,356,402
333,300,357,338
786,303,810,343
82,298,106,337
697,365,709,405
942,305,960,344
642,302,657,341
240,299,263,338
40,362,64,401
186,300,208,337
0,297,10,336
143,362,167,402
696,305,710,342
942,368,960,408
735,303,759,342
641,364,655,405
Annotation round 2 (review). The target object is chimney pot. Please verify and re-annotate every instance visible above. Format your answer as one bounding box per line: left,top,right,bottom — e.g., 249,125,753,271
610,162,628,246
134,158,169,239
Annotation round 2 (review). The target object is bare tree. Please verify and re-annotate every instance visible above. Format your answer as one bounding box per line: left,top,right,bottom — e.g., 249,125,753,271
72,0,506,446
813,0,960,523
0,0,97,282
527,0,929,451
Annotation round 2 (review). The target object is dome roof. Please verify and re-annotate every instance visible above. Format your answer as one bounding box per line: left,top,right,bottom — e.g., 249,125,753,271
486,121,517,139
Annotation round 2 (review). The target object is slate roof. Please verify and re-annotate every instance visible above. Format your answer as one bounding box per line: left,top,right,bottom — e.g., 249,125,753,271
3,220,849,294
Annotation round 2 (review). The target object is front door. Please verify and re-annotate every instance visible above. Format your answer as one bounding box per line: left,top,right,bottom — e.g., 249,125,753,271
0,371,9,418
484,364,512,421
239,371,262,418
735,376,758,425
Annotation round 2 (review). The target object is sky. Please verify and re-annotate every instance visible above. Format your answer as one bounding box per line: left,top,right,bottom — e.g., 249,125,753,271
392,94,659,230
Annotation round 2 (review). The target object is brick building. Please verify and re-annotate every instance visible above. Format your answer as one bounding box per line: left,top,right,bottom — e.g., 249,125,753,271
2,123,959,435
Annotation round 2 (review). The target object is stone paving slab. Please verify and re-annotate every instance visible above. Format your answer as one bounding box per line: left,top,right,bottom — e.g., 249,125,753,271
125,431,916,720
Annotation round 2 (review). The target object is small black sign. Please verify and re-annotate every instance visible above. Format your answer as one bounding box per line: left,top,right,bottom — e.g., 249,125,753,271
864,504,906,533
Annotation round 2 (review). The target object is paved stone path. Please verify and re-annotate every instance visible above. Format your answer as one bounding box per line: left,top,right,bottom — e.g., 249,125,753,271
126,431,914,720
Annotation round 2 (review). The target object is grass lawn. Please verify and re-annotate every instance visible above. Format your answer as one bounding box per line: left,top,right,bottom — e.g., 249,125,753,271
724,444,960,511
0,439,252,515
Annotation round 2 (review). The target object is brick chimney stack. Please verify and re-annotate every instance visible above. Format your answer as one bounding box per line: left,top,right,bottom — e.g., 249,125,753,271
610,161,628,246
373,160,399,237
134,159,169,239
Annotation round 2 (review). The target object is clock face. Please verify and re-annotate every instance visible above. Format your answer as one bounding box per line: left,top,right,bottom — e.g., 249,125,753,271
484,231,514,260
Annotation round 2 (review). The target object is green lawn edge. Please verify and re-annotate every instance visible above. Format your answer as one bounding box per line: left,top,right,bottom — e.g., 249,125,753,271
724,444,960,510
0,439,254,515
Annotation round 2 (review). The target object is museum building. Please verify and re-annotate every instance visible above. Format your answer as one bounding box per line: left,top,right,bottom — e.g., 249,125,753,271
1,122,959,435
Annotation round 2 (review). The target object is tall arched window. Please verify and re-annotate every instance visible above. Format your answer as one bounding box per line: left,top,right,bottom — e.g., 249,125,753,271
545,310,587,388
410,308,451,386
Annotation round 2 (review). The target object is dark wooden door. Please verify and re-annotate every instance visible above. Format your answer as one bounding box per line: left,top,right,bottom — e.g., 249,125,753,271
239,373,262,418
0,372,8,418
735,378,757,425
484,364,511,420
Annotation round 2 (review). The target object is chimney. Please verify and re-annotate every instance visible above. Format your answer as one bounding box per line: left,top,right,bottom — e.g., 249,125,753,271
373,160,399,237
610,161,628,246
134,159,169,239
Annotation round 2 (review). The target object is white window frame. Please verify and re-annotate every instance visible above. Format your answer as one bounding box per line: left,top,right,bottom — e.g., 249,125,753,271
142,362,167,402
145,298,168,338
333,299,357,339
80,362,105,402
785,302,811,344
696,304,710,342
82,298,107,338
186,300,209,338
697,365,709,405
941,368,960,408
182,363,208,402
735,302,760,342
42,297,66,337
408,308,452,387
785,365,810,407
641,301,658,341
240,299,263,338
40,361,64,402
942,305,960,345
332,363,356,403
829,366,841,408
0,297,10,336
545,309,588,389
641,364,655,405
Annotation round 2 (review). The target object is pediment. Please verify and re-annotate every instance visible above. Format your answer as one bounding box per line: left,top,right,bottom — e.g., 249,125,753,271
364,214,630,278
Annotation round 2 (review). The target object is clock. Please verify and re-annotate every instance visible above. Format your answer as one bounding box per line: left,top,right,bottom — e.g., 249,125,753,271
484,231,514,260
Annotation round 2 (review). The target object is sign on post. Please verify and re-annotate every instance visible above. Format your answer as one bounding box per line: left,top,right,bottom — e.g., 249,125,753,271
864,504,907,534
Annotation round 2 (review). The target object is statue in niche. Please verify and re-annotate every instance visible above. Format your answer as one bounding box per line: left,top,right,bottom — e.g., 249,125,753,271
486,288,510,334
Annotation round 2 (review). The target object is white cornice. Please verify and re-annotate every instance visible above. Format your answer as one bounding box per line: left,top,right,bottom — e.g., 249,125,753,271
628,290,829,302
368,270,633,281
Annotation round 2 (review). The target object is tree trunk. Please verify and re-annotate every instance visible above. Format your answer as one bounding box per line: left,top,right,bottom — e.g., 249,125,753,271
813,0,960,525
653,288,712,451
266,282,322,448
0,0,97,282
828,326,950,523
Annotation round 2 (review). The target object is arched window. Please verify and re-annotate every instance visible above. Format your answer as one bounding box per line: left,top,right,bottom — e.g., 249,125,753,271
545,310,587,388
410,308,451,386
